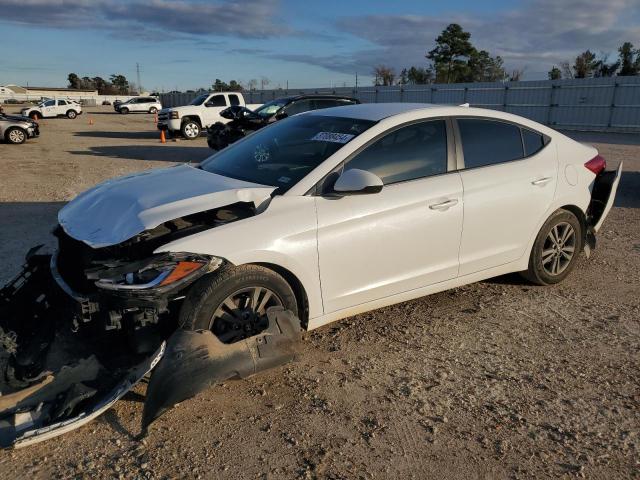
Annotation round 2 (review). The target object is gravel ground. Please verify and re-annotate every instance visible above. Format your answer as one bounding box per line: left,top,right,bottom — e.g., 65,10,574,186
0,107,638,479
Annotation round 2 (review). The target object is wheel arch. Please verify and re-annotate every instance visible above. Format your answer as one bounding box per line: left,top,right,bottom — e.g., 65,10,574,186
251,262,309,329
182,115,202,127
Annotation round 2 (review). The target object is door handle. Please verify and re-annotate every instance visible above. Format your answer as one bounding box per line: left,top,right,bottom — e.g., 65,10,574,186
531,177,552,186
429,199,458,211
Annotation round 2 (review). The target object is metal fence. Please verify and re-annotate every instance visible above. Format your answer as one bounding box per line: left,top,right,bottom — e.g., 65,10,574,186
160,76,640,132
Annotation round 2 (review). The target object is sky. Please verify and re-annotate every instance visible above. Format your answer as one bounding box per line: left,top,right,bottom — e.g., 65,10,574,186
0,0,638,91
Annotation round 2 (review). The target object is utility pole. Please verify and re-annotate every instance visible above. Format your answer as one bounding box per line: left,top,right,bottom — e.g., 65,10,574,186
136,63,142,94
355,72,358,90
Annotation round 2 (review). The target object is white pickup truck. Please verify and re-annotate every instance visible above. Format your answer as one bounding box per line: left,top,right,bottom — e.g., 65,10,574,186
157,92,261,139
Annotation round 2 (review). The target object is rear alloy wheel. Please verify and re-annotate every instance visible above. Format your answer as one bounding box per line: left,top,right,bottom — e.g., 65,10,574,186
522,209,582,285
66,110,77,119
181,120,200,140
149,107,158,114
5,127,27,144
179,265,298,344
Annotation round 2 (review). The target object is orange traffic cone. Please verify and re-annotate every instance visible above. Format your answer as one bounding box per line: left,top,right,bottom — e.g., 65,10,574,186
160,129,166,144
89,118,94,125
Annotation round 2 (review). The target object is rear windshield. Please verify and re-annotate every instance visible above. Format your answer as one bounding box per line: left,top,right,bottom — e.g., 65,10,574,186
200,115,375,191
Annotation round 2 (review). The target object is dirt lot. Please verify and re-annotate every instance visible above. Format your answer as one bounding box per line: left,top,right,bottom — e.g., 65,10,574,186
0,107,638,479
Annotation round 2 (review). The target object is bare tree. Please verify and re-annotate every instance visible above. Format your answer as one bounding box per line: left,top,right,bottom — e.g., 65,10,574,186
260,77,270,90
247,79,258,91
373,65,395,86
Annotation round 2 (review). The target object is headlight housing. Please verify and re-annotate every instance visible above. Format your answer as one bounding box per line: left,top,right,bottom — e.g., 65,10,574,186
94,253,221,292
170,111,179,119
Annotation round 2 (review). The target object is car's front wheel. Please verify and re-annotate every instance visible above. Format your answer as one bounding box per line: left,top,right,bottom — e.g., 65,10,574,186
66,110,77,119
120,107,129,114
179,265,298,344
5,127,27,144
522,209,583,285
181,120,201,139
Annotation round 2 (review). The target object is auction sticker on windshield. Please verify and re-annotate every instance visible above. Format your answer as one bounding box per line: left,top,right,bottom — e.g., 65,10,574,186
311,132,355,144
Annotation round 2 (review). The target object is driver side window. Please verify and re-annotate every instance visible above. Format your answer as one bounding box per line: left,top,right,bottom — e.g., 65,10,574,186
346,120,448,185
43,100,56,107
207,95,227,107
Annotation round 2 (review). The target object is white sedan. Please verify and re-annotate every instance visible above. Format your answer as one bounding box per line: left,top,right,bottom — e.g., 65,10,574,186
56,103,621,338
2,103,623,444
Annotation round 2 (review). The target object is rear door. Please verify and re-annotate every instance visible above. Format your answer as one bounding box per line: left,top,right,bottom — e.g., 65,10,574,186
316,119,463,313
455,118,557,275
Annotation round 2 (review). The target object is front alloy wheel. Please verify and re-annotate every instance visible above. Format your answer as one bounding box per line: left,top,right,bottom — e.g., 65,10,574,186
181,121,200,139
6,127,26,144
179,265,299,343
211,286,284,343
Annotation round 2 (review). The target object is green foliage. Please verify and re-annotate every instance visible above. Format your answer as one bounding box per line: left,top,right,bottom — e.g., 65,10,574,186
618,42,640,76
548,66,562,80
212,79,244,92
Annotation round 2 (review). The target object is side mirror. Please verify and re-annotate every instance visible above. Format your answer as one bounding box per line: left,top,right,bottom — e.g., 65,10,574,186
332,169,383,195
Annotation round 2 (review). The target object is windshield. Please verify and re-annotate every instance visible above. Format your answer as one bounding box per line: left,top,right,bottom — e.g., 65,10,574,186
200,115,375,191
253,98,290,118
189,94,210,106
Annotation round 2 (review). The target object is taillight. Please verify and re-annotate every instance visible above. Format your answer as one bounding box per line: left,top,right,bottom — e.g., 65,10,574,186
584,154,606,175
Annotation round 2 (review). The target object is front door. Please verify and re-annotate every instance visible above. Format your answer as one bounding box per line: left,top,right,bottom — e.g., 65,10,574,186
203,94,228,126
316,120,464,314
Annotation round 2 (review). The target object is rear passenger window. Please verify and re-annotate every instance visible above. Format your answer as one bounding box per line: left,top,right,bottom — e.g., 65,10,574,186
228,94,240,106
458,119,524,168
346,120,448,184
58,100,67,105
522,129,546,156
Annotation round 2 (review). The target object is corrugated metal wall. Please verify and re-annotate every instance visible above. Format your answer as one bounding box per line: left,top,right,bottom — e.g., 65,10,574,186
159,77,640,132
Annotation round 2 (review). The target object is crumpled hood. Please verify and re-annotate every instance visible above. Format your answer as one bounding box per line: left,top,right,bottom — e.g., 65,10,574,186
58,164,275,248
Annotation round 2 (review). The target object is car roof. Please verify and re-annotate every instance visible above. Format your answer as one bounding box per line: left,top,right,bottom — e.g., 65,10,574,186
290,94,357,101
308,102,441,121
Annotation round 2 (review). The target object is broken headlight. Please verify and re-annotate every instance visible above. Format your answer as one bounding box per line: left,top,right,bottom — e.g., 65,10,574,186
95,254,219,291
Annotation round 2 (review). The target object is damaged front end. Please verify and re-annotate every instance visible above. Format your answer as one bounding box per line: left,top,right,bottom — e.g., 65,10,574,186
0,201,300,447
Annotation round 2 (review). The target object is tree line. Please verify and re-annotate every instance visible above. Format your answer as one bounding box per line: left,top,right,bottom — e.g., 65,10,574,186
67,73,131,94
549,42,640,79
373,24,640,86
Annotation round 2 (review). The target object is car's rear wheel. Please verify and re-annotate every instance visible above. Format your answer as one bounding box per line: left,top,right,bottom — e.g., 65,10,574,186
149,107,158,114
66,110,77,119
120,107,129,114
181,120,200,139
179,265,298,344
522,209,583,285
5,127,27,144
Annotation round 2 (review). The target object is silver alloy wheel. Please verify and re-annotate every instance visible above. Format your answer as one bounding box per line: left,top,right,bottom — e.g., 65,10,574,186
542,221,576,276
209,286,283,342
7,129,25,144
183,122,199,138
